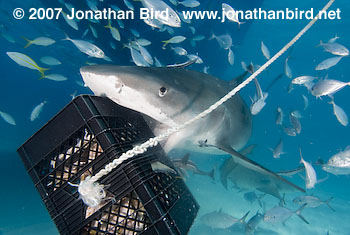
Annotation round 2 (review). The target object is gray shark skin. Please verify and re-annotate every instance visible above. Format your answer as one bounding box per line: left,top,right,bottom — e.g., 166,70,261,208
80,65,252,155
80,65,304,195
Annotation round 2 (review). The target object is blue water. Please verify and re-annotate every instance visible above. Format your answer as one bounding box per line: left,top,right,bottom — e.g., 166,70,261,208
0,0,349,234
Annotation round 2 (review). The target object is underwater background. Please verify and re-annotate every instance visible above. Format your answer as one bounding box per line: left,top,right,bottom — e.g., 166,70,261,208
0,0,349,234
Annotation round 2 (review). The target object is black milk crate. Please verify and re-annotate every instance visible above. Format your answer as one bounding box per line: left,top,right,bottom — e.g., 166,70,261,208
17,95,199,235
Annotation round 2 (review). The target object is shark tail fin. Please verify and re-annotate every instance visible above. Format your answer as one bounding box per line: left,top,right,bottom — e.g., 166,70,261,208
22,37,33,48
324,197,335,212
295,203,309,224
239,211,250,225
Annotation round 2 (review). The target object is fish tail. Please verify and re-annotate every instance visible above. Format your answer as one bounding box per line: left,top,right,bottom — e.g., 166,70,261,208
208,32,216,40
190,39,195,47
295,203,309,224
104,19,111,29
62,33,71,41
22,37,32,48
324,197,335,212
315,40,324,47
239,211,250,224
299,147,304,164
161,40,169,49
237,21,245,29
38,67,50,79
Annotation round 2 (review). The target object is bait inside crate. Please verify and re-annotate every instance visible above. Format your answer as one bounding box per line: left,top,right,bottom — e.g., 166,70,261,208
17,95,199,235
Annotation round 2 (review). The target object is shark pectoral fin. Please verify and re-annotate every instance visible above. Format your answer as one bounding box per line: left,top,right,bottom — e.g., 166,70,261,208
219,156,237,189
217,143,306,193
181,153,190,165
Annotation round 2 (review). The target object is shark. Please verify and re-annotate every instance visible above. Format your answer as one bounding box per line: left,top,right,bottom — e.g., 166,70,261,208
80,65,252,155
80,65,304,196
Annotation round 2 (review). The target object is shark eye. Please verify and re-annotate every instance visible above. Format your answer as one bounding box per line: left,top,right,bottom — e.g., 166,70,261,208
159,86,167,97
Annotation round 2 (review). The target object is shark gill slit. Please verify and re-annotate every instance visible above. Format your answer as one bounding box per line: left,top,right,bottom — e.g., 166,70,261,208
75,0,336,208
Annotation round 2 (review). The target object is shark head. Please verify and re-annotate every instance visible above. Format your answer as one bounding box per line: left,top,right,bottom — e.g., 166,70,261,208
80,65,197,127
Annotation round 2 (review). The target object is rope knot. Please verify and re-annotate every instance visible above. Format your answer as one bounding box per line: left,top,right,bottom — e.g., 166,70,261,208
77,176,106,208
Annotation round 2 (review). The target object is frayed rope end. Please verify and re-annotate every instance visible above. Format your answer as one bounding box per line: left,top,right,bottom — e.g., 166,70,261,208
69,176,106,208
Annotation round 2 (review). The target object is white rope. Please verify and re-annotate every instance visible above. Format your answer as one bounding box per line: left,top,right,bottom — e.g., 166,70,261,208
76,0,335,208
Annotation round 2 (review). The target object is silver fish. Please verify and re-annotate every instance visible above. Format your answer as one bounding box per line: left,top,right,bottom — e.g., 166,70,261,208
293,195,335,211
171,46,187,56
271,138,284,159
318,41,349,56
136,38,152,47
284,58,292,78
141,0,181,28
162,36,186,48
299,148,317,189
290,113,301,134
228,48,234,65
178,0,200,8
250,78,268,115
0,111,16,125
315,56,342,70
172,153,215,179
291,76,317,85
123,0,134,11
264,204,309,224
210,33,233,50
130,47,150,67
40,56,61,66
329,100,348,126
302,95,309,110
328,34,339,43
261,41,271,60
222,3,245,27
30,101,47,121
63,35,104,58
322,147,350,175
275,107,283,125
201,209,249,229
137,44,154,65
44,74,68,82
243,191,265,207
311,79,350,98
22,36,55,48
283,126,297,136
245,211,264,235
